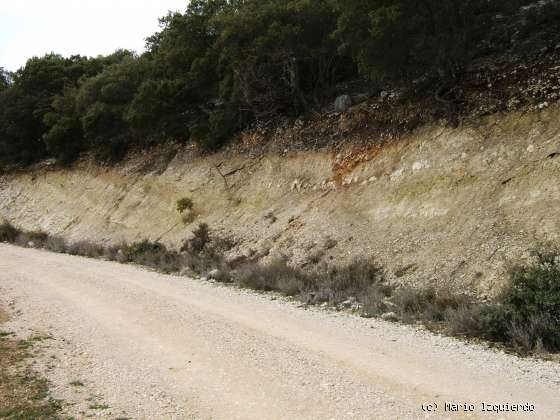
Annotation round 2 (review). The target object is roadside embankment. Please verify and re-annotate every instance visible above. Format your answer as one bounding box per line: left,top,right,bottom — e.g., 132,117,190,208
2,107,560,296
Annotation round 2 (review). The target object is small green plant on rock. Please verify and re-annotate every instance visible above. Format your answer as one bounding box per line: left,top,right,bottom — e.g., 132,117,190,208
176,197,196,225
176,198,194,214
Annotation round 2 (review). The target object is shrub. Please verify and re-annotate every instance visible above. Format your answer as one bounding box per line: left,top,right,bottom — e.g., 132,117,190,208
181,212,196,225
204,267,232,283
182,237,232,278
233,258,386,303
484,248,560,353
235,259,308,295
390,286,472,324
443,304,486,337
119,240,184,273
121,240,166,260
103,244,128,263
360,283,393,317
0,222,19,243
67,241,105,258
14,230,48,248
234,262,273,291
181,223,210,254
311,259,385,304
177,198,196,225
44,236,67,253
26,230,48,243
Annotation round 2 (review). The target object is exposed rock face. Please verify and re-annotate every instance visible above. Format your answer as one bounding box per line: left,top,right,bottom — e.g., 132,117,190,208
1,107,560,296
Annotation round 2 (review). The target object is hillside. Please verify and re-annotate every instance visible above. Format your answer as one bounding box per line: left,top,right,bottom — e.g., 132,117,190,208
2,106,560,298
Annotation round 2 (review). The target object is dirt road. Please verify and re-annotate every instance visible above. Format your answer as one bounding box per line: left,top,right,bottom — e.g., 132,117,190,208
1,244,559,419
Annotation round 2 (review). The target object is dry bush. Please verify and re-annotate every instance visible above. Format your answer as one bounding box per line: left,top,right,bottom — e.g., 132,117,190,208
360,284,393,317
0,222,19,243
309,259,385,305
14,231,48,248
66,241,105,258
390,287,472,324
443,305,486,337
181,223,209,254
44,236,67,253
506,316,550,354
120,240,184,273
234,259,307,295
233,258,386,304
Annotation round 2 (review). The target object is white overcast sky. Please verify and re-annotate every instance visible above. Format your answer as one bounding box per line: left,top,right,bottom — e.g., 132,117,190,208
0,0,189,71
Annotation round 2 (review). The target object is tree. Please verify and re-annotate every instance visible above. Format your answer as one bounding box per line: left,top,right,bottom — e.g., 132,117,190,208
213,0,353,116
138,0,355,149
135,1,228,147
0,54,108,165
333,0,494,81
0,68,10,91
0,85,46,165
43,87,84,164
42,51,137,164
75,55,145,160
126,77,191,140
0,54,72,164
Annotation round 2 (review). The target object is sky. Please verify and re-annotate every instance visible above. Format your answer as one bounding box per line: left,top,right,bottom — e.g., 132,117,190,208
0,0,189,72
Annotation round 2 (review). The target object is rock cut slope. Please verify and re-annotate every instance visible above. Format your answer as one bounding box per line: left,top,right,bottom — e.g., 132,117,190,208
1,107,560,295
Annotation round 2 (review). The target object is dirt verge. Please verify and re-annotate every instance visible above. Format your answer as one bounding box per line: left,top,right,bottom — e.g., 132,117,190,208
0,306,62,419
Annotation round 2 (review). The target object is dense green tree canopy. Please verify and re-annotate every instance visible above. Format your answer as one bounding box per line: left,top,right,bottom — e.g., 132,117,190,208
333,0,496,80
0,0,551,166
0,54,73,165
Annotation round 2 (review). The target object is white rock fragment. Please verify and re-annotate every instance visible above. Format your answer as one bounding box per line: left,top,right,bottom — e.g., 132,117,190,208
412,160,430,172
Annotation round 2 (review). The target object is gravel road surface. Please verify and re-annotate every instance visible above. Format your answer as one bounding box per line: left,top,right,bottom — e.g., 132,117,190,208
1,244,559,419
